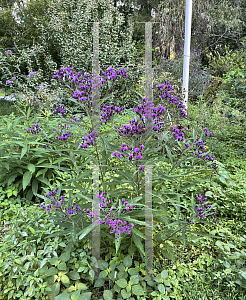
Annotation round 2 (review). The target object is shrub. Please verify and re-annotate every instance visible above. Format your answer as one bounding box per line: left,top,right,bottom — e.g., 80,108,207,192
207,43,245,78
152,45,213,103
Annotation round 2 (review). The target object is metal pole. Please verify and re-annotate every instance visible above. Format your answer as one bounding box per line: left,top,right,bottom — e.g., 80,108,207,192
182,0,192,113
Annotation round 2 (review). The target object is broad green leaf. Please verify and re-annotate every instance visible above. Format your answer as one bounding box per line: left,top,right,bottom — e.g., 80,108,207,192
78,292,92,300
67,271,80,280
116,278,127,288
61,274,70,285
215,240,224,250
23,170,32,191
60,251,71,262
94,278,105,288
46,267,58,277
71,290,80,300
129,275,139,285
158,284,165,293
7,174,18,185
103,290,113,300
161,270,168,279
27,163,35,174
54,293,70,300
99,260,108,270
58,262,67,271
131,284,145,296
123,255,132,268
121,288,131,299
32,179,38,195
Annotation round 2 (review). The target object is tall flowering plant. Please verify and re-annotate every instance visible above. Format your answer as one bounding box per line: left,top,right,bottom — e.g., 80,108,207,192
32,65,222,258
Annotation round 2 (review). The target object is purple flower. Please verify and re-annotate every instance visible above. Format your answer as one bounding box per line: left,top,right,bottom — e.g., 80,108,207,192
28,72,36,77
6,50,12,54
29,53,35,56
38,85,44,89
6,80,13,84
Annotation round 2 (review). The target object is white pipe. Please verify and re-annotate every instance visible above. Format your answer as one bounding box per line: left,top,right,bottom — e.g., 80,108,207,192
182,0,192,113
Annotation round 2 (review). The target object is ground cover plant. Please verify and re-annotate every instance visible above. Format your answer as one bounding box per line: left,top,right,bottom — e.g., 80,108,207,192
0,39,246,300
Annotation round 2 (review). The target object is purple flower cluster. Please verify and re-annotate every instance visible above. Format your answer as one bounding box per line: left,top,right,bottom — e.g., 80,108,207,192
79,131,99,148
153,81,189,118
29,53,35,56
193,128,218,170
115,119,146,137
112,142,145,169
203,127,213,137
28,72,35,77
53,67,128,106
69,114,84,123
39,188,82,217
39,189,137,241
6,80,13,85
25,120,40,134
87,192,136,241
187,193,220,224
53,122,72,140
53,104,67,118
172,127,185,141
100,104,125,124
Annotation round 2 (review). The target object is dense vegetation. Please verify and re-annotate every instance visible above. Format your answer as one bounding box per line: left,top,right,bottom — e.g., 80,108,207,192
0,0,246,299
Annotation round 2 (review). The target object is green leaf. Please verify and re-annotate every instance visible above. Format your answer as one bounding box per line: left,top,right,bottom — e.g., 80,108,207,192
215,240,224,250
121,288,131,299
23,170,32,191
78,223,94,240
46,267,58,277
67,271,80,280
123,255,132,268
129,275,139,285
32,179,38,195
58,262,67,271
161,270,168,279
158,284,165,293
103,290,113,300
60,251,71,262
131,227,145,239
28,226,36,234
7,174,18,186
116,278,128,288
132,233,145,257
21,146,27,159
54,293,70,300
71,290,81,300
48,282,60,297
241,272,246,279
61,274,70,285
131,284,145,296
94,278,105,288
78,292,92,300
99,260,108,270
27,163,35,174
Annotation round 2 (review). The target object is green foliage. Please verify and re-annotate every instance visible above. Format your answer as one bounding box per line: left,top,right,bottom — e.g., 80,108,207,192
0,42,62,99
0,107,83,204
33,0,146,109
152,46,213,103
207,44,245,78
0,99,17,116
0,205,93,300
